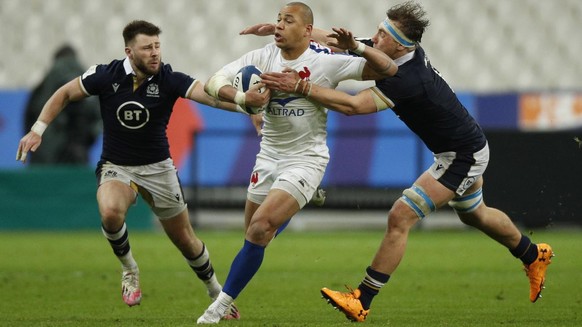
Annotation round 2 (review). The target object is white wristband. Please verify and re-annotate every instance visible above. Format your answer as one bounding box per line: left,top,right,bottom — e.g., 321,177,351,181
31,121,48,136
352,41,366,55
234,91,246,106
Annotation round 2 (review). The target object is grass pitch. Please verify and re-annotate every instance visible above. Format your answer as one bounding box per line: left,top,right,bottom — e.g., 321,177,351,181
0,229,580,326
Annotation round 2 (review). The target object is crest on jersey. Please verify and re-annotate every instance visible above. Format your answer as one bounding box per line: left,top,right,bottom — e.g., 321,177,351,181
298,67,311,80
146,83,160,97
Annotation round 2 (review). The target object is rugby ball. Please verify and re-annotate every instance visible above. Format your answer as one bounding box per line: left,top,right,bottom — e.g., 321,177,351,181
233,65,266,114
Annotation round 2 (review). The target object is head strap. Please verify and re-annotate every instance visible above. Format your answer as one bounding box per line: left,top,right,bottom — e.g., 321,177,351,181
380,19,415,48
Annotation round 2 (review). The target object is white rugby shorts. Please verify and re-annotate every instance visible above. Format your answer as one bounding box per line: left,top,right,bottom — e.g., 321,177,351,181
247,152,327,208
97,158,187,219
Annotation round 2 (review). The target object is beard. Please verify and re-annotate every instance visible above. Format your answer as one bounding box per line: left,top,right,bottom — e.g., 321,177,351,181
134,57,160,76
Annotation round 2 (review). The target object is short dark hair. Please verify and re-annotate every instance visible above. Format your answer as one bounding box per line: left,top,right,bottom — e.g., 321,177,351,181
122,20,161,46
387,1,430,43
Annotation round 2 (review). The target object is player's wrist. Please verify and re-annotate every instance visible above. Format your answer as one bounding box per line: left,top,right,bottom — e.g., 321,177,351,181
234,91,246,106
31,120,48,136
351,41,366,55
297,80,312,97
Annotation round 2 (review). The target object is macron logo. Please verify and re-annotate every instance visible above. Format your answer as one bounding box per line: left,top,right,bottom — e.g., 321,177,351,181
112,83,120,93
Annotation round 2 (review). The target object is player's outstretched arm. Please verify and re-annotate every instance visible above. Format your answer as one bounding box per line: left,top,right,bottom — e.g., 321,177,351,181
261,69,392,116
239,23,275,36
187,80,248,114
16,77,87,163
204,70,270,114
327,27,397,79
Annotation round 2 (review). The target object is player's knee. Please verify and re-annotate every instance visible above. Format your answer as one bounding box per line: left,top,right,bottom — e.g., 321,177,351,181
387,204,419,233
246,216,277,245
398,184,436,219
100,206,126,226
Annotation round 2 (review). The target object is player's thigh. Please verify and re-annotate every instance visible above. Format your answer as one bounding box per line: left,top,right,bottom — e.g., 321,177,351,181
97,180,136,218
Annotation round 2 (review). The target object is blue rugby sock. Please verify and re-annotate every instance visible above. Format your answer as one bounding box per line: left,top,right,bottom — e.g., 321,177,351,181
275,219,291,237
223,240,265,299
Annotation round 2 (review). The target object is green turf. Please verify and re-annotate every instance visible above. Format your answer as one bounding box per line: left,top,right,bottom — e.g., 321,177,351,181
0,229,580,326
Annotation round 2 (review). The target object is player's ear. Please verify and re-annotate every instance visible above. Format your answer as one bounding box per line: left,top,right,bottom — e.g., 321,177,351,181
304,24,313,37
124,47,132,58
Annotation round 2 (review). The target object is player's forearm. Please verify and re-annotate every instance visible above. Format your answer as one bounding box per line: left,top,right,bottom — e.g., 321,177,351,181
36,79,82,126
296,80,384,116
303,82,361,115
357,42,397,79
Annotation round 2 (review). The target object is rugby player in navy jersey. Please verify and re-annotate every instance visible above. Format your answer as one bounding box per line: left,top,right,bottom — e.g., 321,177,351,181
16,20,266,316
256,1,554,322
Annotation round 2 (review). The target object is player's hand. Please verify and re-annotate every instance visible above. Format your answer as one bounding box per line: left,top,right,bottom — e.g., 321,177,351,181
16,131,42,163
326,27,357,51
240,23,276,36
244,82,270,109
250,112,264,136
260,68,302,93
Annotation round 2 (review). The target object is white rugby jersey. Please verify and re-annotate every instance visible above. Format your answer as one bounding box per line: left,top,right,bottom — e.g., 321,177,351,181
219,42,366,162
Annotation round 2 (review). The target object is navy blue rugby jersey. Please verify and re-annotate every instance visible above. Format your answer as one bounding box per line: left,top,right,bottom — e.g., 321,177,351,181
80,58,195,165
361,41,486,154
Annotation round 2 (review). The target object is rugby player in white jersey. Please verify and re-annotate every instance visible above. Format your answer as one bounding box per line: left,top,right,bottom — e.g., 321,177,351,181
196,2,397,324
15,20,261,317
257,1,554,322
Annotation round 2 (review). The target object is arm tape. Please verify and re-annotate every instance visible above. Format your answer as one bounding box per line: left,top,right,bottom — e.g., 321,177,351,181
370,87,394,111
352,41,366,55
233,91,246,106
31,121,48,136
206,70,231,98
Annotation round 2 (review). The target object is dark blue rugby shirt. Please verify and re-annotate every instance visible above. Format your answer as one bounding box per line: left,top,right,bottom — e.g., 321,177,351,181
80,58,196,165
361,40,486,154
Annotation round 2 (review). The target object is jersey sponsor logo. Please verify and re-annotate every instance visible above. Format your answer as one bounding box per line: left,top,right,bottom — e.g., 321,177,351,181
116,101,150,129
265,106,305,117
146,83,159,97
270,96,302,107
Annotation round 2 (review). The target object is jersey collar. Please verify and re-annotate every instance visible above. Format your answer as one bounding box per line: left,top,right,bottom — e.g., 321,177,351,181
123,57,154,81
394,50,415,66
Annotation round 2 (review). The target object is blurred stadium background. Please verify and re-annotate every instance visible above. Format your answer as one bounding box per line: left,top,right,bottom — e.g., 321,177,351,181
1,0,581,230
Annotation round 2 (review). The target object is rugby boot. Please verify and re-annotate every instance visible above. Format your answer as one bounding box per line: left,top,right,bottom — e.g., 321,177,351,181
321,286,369,322
524,243,554,303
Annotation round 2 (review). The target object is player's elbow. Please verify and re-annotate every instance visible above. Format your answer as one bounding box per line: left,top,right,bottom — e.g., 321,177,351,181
380,62,398,78
340,102,365,116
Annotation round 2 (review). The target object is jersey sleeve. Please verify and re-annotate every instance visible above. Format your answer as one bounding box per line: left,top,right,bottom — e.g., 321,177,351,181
324,54,367,86
79,64,105,96
167,70,197,98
